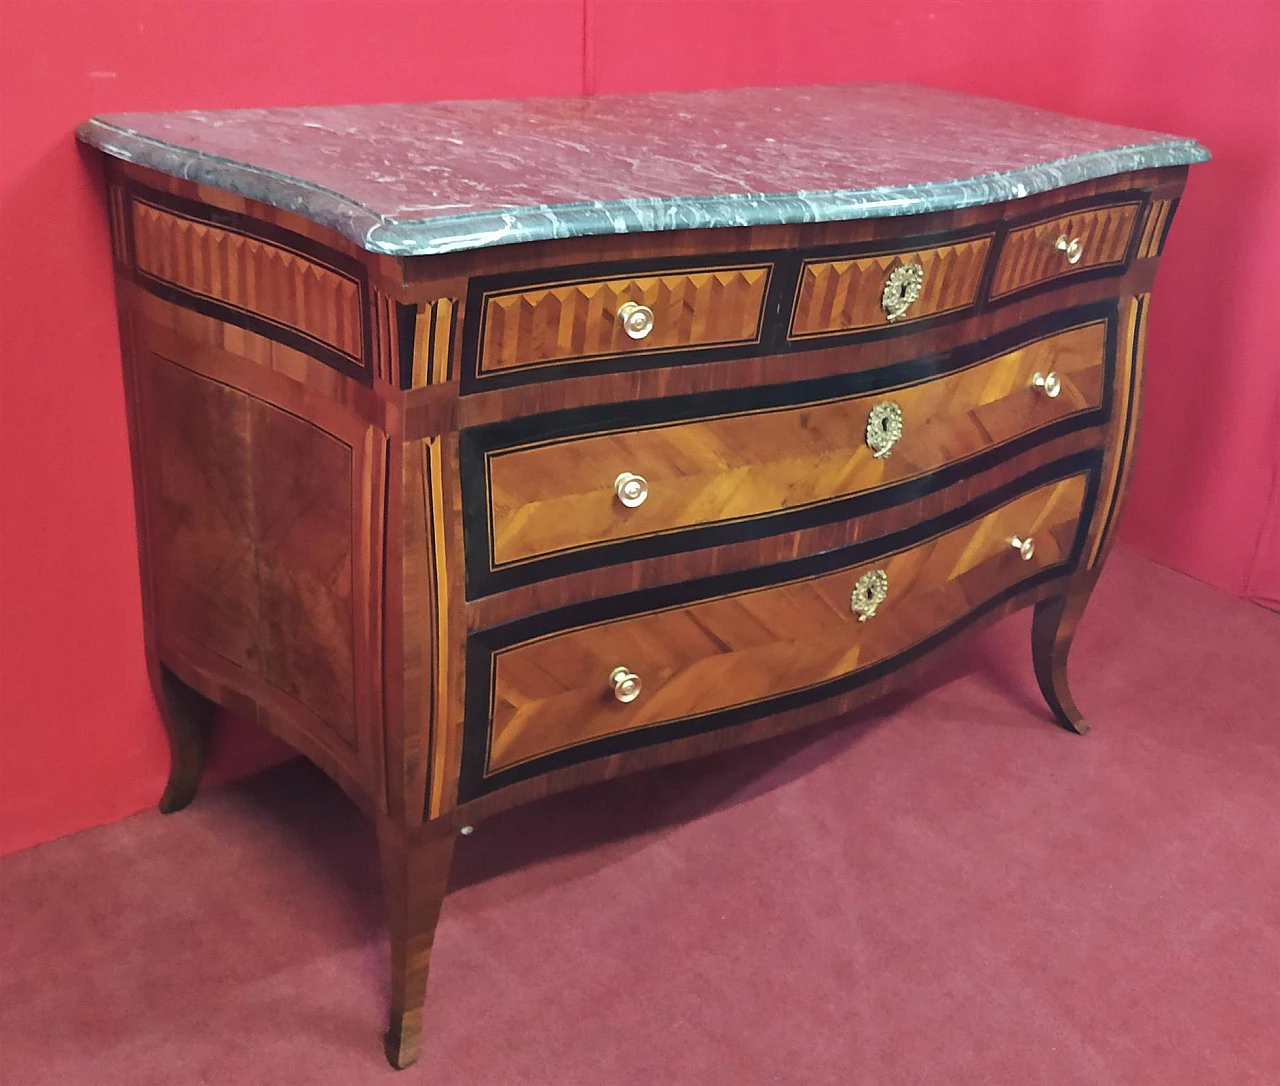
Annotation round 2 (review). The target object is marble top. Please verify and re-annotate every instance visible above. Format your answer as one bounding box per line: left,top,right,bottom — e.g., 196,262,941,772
77,84,1208,257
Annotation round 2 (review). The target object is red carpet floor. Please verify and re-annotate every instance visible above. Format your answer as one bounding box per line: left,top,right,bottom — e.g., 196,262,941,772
3,546,1279,1085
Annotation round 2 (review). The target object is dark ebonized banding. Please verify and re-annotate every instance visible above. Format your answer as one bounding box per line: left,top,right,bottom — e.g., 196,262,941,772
452,448,1102,804
459,301,1119,599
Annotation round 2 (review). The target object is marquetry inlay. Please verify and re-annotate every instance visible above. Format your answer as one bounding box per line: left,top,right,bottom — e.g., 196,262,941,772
477,264,771,373
990,200,1141,299
130,197,365,363
789,235,992,338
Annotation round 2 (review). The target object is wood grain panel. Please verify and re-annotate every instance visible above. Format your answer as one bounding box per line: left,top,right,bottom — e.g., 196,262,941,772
142,353,358,747
477,263,771,373
485,320,1105,569
1137,199,1174,259
484,472,1088,774
789,235,992,338
990,200,1141,299
131,196,365,362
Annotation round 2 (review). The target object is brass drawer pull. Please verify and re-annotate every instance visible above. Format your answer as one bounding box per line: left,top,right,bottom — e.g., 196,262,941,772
617,300,655,340
881,263,924,322
850,569,889,622
866,401,904,459
609,666,642,703
1032,371,1062,398
614,471,649,508
1055,234,1083,264
1010,536,1036,561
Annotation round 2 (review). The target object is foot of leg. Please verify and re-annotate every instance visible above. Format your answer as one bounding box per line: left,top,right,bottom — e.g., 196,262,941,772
378,817,457,1070
1031,589,1092,735
156,663,216,813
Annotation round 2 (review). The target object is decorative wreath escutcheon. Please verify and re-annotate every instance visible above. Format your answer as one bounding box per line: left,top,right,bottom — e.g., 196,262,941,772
865,400,904,459
851,569,889,622
881,262,924,322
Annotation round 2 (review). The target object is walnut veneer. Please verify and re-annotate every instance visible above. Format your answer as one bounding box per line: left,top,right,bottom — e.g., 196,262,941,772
89,138,1191,1069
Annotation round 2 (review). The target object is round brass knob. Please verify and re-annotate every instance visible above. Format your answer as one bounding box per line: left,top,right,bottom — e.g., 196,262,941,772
1055,234,1083,265
614,471,649,508
1032,371,1062,398
1009,536,1036,561
609,666,642,703
617,301,655,340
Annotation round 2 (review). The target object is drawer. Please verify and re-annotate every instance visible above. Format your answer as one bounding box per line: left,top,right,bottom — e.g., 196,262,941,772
473,261,773,377
468,467,1091,790
788,233,993,339
990,198,1143,300
475,311,1109,582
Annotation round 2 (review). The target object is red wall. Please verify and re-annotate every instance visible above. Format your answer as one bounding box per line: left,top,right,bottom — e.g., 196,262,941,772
2,0,1277,857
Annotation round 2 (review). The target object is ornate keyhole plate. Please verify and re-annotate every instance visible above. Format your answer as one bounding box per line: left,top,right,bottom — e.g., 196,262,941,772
881,263,924,322
851,569,889,622
866,400,904,459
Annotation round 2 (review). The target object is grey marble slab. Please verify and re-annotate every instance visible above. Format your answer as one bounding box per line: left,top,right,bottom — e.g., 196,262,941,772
78,84,1208,257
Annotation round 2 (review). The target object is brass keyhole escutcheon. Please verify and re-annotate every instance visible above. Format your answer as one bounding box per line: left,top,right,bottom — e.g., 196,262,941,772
881,263,924,322
850,569,889,622
866,401,904,459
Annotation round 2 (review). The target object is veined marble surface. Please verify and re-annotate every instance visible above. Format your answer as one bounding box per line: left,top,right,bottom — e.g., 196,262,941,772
77,84,1208,257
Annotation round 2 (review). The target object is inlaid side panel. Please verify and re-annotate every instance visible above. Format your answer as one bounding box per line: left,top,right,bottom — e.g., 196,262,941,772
410,299,458,387
142,354,360,747
1137,199,1177,259
127,188,369,378
789,235,993,338
486,320,1107,570
990,199,1142,299
462,458,1096,799
476,263,772,374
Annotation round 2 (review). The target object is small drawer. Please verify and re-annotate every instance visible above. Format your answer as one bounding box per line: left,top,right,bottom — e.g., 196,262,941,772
788,233,993,340
990,199,1142,300
477,314,1108,578
473,262,772,377
472,469,1089,785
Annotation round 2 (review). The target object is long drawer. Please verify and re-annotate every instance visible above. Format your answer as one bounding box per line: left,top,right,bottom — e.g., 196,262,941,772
460,460,1094,798
464,305,1114,595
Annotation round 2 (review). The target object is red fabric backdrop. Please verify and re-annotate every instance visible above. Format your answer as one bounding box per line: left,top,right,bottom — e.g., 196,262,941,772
2,0,1277,857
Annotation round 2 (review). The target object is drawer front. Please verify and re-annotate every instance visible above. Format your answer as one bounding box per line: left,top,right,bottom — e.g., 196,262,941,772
469,305,1113,593
789,234,993,339
473,262,772,377
462,462,1094,797
991,198,1143,300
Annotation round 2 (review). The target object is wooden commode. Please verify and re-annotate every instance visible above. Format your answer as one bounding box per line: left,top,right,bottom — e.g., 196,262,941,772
77,84,1208,1068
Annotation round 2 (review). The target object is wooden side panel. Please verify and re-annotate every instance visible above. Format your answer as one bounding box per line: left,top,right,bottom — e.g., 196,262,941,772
131,196,365,362
140,353,362,749
1137,199,1175,259
484,472,1088,775
485,319,1106,568
411,299,457,387
991,200,1141,299
789,235,992,338
477,264,771,373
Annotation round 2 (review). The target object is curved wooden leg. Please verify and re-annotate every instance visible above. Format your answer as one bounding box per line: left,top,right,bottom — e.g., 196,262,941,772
155,663,216,813
1031,586,1092,736
378,817,457,1070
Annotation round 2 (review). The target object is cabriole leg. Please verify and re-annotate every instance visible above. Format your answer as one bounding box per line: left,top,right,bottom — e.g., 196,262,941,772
1030,584,1093,736
155,663,216,813
378,817,457,1070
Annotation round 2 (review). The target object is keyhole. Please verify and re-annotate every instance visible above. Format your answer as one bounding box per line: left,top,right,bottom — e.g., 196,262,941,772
898,284,908,300
881,418,891,433
866,587,875,600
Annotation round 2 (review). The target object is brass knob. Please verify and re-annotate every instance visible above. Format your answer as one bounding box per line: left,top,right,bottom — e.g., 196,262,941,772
614,471,649,508
1032,371,1062,398
1009,536,1036,561
1055,234,1083,265
850,569,889,622
865,401,904,459
609,666,642,703
617,301,655,340
881,263,924,322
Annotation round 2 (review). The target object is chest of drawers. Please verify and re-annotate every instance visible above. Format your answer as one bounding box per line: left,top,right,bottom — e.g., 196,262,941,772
78,84,1207,1068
